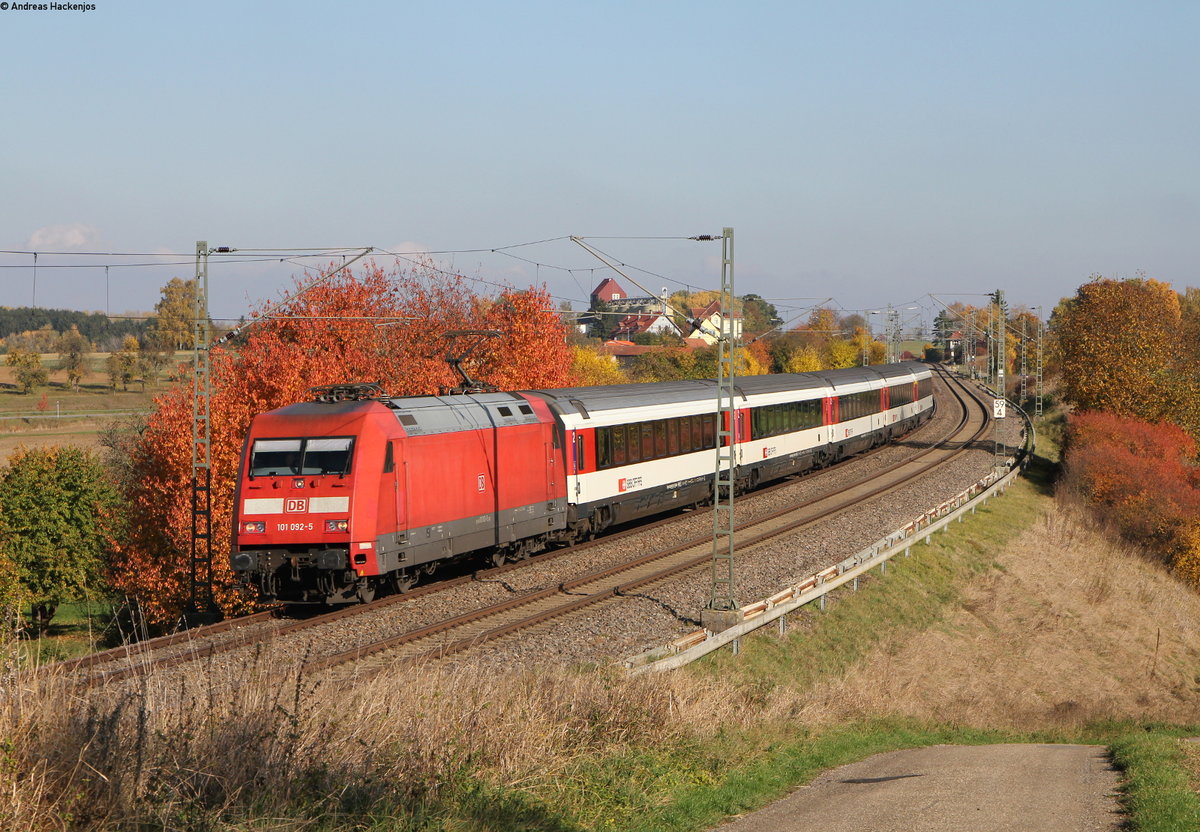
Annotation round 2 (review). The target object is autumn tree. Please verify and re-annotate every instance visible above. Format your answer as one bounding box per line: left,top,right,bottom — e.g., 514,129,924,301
628,347,699,382
474,288,573,391
784,344,822,373
824,338,859,369
570,345,626,386
4,324,59,354
55,325,91,390
148,277,196,351
108,260,575,629
742,339,772,376
107,335,142,390
6,349,48,393
1064,411,1200,584
1053,276,1182,423
0,447,118,632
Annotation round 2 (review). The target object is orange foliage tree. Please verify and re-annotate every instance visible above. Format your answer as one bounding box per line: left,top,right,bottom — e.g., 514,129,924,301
109,260,572,628
1064,410,1200,583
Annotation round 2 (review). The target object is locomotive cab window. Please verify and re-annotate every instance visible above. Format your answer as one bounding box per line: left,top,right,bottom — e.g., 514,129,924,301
300,437,355,475
251,437,354,477
250,439,302,477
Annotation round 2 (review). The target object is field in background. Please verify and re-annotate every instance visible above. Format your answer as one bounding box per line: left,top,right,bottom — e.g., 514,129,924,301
0,351,188,461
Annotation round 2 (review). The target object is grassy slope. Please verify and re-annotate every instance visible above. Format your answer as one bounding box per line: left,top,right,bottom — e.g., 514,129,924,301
504,430,1200,831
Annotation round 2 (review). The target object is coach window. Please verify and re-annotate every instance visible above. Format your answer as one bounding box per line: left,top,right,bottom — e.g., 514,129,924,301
703,415,715,449
667,418,680,455
639,423,653,460
612,426,628,465
575,434,585,470
653,421,668,457
596,429,611,469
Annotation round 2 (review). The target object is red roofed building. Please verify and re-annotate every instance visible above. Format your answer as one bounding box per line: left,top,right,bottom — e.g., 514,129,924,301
611,312,681,340
687,300,742,344
590,277,627,306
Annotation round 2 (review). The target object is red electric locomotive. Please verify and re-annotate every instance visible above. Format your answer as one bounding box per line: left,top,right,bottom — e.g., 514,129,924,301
230,383,568,603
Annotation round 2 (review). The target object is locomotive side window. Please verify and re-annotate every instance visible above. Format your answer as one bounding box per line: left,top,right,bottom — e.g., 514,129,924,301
383,441,394,473
302,437,354,475
250,439,302,476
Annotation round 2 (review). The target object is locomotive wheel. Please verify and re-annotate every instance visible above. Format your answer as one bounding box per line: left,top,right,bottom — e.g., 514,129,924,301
391,571,416,593
356,581,376,603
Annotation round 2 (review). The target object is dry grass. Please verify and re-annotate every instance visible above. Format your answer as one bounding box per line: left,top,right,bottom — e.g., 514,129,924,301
5,478,1200,828
796,499,1200,730
0,641,758,829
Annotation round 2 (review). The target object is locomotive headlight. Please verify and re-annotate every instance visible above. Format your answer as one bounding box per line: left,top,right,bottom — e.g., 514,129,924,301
242,521,266,534
325,519,349,533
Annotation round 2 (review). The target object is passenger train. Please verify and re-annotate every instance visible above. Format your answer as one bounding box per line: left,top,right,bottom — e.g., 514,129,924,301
230,362,934,604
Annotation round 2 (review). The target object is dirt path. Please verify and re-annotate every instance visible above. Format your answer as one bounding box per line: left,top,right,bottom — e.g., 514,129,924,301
713,744,1121,832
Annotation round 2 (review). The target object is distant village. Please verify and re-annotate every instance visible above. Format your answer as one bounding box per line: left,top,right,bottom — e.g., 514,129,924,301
567,277,744,368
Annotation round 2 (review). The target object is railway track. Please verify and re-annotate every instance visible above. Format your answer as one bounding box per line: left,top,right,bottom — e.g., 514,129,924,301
63,367,990,687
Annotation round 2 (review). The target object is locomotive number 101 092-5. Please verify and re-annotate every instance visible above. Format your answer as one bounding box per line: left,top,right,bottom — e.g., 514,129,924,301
277,522,314,532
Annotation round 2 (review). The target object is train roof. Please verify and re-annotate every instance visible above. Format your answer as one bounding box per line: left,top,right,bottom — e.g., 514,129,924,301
254,362,930,434
525,361,929,419
378,391,542,436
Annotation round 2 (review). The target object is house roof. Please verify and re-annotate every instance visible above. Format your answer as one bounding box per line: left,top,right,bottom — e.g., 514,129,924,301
612,313,674,336
690,300,742,320
591,277,626,301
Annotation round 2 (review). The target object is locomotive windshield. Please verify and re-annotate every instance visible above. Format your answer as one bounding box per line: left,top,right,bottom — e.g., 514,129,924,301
250,437,354,477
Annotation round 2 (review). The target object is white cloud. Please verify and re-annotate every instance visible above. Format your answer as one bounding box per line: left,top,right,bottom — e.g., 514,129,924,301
27,223,100,250
383,240,430,257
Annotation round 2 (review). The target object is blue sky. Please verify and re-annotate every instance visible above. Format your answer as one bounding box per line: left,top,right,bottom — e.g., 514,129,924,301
1,0,1196,333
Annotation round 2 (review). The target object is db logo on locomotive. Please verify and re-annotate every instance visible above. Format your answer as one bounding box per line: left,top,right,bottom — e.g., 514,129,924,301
284,498,308,513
